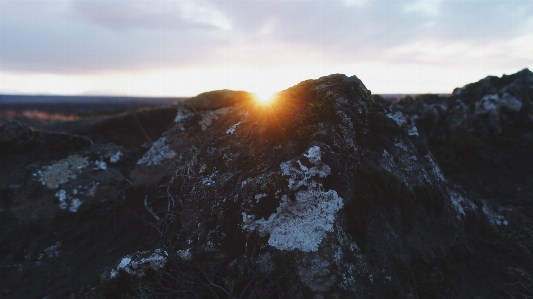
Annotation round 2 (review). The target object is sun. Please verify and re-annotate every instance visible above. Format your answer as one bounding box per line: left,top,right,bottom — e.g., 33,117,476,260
254,92,276,104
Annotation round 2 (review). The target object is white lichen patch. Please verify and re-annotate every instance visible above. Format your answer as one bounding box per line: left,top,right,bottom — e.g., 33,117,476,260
137,137,177,166
243,146,343,252
387,111,407,127
304,145,322,164
176,249,192,261
394,141,409,151
36,241,61,266
408,124,419,136
482,201,508,226
425,153,445,181
475,94,499,114
109,150,123,163
43,241,61,258
226,121,242,134
55,189,84,212
386,111,418,136
199,107,231,131
447,189,467,218
56,190,68,210
475,93,522,115
94,159,107,170
174,109,194,123
34,155,88,189
110,249,168,279
69,198,84,212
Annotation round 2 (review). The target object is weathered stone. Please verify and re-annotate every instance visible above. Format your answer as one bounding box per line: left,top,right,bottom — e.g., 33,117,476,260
3,69,533,298
124,73,471,297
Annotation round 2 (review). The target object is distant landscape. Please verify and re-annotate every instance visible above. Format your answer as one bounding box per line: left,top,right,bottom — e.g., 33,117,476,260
0,93,449,117
0,94,185,117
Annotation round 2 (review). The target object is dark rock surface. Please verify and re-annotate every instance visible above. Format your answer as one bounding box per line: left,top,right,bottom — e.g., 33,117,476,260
1,70,532,298
0,119,169,299
388,68,533,298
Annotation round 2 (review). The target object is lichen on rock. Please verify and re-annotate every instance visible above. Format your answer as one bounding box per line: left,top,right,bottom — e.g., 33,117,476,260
137,136,177,166
242,146,343,252
34,155,88,189
109,249,168,279
8,70,532,298
55,189,84,212
198,107,232,131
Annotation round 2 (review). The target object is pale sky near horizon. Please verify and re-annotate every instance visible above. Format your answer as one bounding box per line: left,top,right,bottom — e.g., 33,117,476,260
0,0,532,98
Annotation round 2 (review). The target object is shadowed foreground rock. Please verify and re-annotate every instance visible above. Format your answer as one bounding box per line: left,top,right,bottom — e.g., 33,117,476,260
388,69,533,298
1,71,532,298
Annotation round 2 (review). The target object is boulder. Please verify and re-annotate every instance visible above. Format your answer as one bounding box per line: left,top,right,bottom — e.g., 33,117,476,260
0,120,165,298
390,69,533,142
119,74,473,297
3,70,533,298
447,68,533,136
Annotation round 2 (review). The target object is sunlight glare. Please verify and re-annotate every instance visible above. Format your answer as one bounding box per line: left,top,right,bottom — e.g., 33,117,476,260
254,92,276,104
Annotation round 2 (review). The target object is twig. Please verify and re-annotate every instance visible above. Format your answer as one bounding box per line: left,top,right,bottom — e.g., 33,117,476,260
144,195,161,222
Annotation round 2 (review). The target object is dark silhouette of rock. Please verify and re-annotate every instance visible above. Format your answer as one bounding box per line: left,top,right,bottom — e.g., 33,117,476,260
41,106,179,150
0,121,166,298
2,70,533,298
447,68,533,136
388,69,533,298
114,74,473,298
182,89,255,111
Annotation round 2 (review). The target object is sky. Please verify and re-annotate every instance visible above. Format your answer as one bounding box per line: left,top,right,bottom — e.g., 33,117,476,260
0,0,532,98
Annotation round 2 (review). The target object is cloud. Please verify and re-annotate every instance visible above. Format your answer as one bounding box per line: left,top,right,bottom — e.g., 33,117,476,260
71,0,232,30
404,0,443,16
0,0,531,80
0,0,232,74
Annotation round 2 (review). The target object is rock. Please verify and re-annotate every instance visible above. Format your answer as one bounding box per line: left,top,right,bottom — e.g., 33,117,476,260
446,68,533,136
182,89,255,111
390,69,533,142
3,70,533,298
0,120,168,298
119,74,472,297
386,68,533,298
41,105,179,150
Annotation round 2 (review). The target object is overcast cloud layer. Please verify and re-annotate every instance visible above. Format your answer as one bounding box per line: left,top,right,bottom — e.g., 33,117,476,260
1,0,532,96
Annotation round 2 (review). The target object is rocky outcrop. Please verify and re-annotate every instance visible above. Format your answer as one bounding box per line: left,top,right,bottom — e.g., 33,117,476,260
390,69,533,143
388,69,533,298
0,120,165,298
113,76,476,298
2,70,533,298
448,68,533,135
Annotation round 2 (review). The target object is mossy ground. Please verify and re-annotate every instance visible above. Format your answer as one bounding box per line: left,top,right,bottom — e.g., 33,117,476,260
294,95,338,142
412,184,445,215
346,168,445,248
428,131,485,173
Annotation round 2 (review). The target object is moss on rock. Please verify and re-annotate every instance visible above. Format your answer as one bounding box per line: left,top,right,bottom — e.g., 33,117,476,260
295,95,338,142
346,168,415,246
346,168,445,247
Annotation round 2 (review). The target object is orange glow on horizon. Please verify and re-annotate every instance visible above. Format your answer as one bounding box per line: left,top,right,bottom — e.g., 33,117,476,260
254,92,277,104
